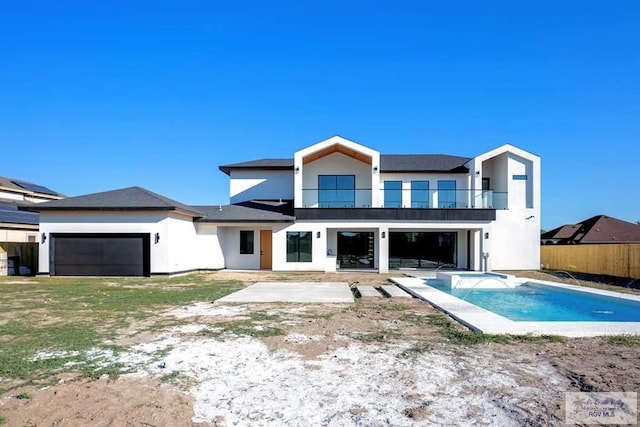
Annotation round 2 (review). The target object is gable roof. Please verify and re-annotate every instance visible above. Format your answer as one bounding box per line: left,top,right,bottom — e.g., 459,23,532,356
219,154,470,175
0,176,63,198
195,200,295,223
542,215,640,244
22,186,204,217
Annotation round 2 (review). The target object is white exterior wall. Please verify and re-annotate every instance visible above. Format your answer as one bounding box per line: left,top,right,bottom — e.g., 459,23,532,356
470,144,541,270
229,170,293,204
220,226,264,270
0,228,39,243
164,213,225,272
37,211,225,275
270,220,492,273
301,152,373,207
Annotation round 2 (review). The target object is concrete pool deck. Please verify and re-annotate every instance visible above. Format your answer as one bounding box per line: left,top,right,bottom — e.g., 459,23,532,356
392,277,640,337
216,282,355,303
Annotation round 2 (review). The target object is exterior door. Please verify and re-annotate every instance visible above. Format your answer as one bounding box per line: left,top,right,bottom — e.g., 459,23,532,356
260,230,272,269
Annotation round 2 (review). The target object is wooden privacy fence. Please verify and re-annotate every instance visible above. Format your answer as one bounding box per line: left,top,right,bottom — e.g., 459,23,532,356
541,244,640,279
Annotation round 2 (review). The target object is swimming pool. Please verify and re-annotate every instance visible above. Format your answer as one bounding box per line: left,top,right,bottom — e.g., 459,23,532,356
427,280,640,322
391,275,640,336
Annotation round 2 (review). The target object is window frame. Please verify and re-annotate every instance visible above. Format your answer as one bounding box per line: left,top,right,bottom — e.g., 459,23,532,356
239,230,254,255
286,231,313,262
384,180,403,208
411,180,430,208
318,175,355,208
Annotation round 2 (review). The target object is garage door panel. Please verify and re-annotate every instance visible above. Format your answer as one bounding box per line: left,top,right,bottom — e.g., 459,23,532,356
51,234,150,277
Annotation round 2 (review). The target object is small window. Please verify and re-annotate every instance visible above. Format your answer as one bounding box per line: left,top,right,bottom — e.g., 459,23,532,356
512,174,528,180
240,230,254,254
287,231,312,262
27,235,37,243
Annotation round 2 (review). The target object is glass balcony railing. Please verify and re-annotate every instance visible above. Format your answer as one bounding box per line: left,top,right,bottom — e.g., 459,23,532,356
302,189,373,208
301,189,508,209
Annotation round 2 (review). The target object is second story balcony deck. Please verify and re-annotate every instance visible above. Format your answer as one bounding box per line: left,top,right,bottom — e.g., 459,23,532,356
301,189,508,210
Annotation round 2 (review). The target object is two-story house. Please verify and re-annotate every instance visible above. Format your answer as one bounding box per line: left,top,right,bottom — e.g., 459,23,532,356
27,136,540,276
1,176,64,275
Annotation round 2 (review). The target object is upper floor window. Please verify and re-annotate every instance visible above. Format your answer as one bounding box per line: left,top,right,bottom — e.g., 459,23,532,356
438,180,457,208
384,181,402,208
411,181,429,208
240,230,254,254
318,175,355,208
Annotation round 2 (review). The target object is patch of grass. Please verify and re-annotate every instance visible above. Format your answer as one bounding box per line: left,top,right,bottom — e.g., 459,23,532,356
399,313,434,325
400,342,432,358
0,274,242,387
606,335,640,346
0,415,6,425
249,312,281,322
299,312,333,320
15,392,31,399
350,330,399,343
422,314,564,345
160,371,193,387
219,321,285,338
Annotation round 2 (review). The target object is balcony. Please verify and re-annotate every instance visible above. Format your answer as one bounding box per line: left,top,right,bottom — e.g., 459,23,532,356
301,189,507,209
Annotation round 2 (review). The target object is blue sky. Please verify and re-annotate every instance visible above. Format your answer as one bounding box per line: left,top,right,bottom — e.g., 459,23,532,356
1,1,638,230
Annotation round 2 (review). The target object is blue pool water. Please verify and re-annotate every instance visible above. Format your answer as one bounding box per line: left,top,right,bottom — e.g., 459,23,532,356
425,280,640,322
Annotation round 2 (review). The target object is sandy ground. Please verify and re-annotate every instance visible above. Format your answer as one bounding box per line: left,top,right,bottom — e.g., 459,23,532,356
1,271,640,426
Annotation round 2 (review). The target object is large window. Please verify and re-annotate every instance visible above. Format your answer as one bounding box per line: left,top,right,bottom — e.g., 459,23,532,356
287,231,313,262
384,181,402,208
437,180,457,208
389,232,457,269
318,175,355,208
411,181,429,208
240,230,254,254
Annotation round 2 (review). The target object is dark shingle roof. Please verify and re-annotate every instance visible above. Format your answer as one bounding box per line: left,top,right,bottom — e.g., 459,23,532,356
0,200,39,225
195,200,295,223
22,187,204,217
219,154,470,174
0,176,63,197
219,159,294,175
542,215,640,244
380,155,470,173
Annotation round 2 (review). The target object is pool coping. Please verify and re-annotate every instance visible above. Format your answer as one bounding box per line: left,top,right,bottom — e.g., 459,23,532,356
391,277,640,337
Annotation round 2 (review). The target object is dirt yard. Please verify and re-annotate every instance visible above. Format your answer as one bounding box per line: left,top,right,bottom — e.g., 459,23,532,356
1,271,639,426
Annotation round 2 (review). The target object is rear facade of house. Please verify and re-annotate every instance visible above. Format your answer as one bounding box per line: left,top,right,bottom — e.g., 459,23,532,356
32,136,541,276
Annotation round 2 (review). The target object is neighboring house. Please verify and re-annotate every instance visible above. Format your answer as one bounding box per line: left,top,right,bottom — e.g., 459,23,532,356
0,176,64,275
541,215,640,245
26,136,540,276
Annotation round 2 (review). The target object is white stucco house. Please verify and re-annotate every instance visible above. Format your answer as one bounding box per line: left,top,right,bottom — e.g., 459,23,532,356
26,136,540,276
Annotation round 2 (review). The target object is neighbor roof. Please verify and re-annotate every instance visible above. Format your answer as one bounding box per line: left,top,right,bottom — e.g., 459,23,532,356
219,154,470,175
195,200,295,223
542,215,640,244
0,176,63,198
22,186,204,217
0,201,39,226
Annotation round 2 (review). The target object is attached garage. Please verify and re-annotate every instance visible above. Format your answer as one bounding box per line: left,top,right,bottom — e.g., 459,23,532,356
51,233,150,277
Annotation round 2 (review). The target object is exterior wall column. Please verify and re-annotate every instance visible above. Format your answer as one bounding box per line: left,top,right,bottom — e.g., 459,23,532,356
378,226,389,273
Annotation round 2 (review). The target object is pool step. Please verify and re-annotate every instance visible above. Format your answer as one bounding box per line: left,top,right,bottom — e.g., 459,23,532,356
380,285,412,298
